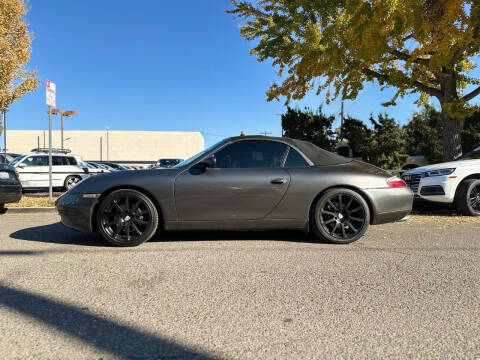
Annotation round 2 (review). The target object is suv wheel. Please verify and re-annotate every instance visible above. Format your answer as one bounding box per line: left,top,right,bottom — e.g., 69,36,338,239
64,175,82,191
456,179,480,216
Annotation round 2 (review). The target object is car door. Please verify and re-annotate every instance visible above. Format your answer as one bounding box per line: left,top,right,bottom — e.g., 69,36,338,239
174,139,291,221
16,155,49,187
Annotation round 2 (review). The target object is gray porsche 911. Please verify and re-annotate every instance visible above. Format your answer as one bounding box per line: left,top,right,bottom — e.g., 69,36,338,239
56,136,413,246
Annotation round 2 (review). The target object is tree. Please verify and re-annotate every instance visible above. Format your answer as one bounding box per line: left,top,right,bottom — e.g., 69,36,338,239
281,106,336,151
229,1,480,161
0,0,38,135
462,111,480,153
340,117,373,162
404,105,444,164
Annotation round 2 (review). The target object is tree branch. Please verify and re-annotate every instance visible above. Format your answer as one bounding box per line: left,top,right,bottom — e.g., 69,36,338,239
462,86,480,102
389,49,430,66
362,67,442,98
451,25,480,65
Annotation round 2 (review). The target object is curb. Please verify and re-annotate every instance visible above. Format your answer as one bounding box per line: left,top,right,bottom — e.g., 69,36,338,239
4,207,58,214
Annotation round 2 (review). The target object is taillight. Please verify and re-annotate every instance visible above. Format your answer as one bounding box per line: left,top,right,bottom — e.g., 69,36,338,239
82,167,89,174
386,177,407,188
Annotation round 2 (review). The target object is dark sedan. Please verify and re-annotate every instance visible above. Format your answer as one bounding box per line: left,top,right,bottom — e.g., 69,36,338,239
0,163,22,212
56,136,413,247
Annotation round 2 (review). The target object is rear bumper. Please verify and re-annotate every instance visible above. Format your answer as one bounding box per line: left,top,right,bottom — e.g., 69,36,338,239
56,193,98,232
0,184,22,204
364,187,413,225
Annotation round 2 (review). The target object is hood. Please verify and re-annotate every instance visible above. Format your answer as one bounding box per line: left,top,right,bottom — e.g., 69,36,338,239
403,159,480,174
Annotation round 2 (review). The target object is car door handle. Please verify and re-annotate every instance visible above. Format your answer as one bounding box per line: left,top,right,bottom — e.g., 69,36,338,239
271,178,287,184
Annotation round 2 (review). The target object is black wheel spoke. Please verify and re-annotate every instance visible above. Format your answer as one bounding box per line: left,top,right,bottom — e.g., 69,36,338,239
113,200,125,214
338,195,343,210
324,218,336,225
350,216,364,222
347,222,358,233
345,197,353,211
327,200,338,211
348,207,361,214
331,222,339,235
133,218,149,225
322,210,335,216
341,224,346,238
131,223,142,235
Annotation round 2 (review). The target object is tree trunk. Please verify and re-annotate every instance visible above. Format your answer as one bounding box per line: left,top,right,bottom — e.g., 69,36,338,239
441,109,462,161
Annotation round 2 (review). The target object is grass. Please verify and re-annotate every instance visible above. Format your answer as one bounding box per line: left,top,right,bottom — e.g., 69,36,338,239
6,196,58,208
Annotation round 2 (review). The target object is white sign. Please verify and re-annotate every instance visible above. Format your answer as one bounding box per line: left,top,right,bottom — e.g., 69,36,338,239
46,80,56,107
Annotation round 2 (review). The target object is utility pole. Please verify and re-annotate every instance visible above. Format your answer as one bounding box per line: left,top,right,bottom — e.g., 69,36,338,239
2,108,8,155
100,137,103,161
340,100,345,128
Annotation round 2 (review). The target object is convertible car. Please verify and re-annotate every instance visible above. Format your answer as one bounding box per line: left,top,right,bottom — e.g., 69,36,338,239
56,136,413,246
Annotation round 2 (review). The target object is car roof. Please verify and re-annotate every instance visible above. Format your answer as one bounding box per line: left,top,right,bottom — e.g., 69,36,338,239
227,135,350,166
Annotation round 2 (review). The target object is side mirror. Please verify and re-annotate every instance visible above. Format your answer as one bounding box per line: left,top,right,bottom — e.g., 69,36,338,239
196,155,216,170
335,144,353,158
17,163,26,168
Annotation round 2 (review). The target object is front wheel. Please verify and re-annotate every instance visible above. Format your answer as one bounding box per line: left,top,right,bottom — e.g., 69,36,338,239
456,179,480,216
311,188,370,244
96,189,159,247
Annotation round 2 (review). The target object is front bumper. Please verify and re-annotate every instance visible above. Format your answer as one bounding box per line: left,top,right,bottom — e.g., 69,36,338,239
0,183,22,204
56,192,99,232
363,187,413,225
406,175,457,203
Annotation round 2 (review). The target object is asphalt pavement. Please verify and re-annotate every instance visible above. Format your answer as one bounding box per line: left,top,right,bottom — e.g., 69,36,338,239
0,213,479,359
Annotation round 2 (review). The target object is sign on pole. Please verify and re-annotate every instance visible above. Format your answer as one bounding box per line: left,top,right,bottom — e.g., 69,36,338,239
46,80,56,107
46,80,55,201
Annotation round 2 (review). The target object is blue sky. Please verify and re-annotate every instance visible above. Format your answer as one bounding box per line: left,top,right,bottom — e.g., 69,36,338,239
2,0,470,147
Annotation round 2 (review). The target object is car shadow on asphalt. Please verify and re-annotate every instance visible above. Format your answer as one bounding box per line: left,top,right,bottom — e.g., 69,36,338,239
0,282,214,359
9,222,315,247
411,201,461,217
9,223,109,247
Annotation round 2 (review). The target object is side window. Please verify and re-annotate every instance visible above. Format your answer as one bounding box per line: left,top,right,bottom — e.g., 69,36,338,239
284,148,309,167
52,156,66,166
23,156,48,167
67,157,78,165
214,140,287,168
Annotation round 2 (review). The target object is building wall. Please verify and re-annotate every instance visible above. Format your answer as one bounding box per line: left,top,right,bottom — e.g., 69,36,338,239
6,130,204,162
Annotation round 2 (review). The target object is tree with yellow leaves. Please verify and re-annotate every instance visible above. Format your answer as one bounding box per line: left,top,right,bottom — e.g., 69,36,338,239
0,0,38,138
229,0,480,161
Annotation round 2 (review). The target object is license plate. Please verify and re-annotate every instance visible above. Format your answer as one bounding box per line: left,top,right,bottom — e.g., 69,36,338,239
0,172,9,179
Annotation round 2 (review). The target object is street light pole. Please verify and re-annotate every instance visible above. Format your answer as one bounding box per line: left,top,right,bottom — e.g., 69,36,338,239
48,106,53,201
106,126,110,161
100,137,103,161
2,108,8,155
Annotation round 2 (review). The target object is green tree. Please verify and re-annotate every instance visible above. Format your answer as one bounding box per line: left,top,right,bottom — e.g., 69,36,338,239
281,106,337,151
229,0,480,161
404,105,444,164
0,0,39,136
462,111,480,153
340,117,373,162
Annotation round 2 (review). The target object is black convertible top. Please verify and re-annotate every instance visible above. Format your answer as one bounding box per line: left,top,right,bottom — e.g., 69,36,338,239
229,135,351,166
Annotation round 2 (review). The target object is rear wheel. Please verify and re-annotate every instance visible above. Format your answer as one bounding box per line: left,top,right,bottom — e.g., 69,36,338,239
312,188,370,244
0,203,5,214
96,189,159,247
455,179,480,216
64,175,82,191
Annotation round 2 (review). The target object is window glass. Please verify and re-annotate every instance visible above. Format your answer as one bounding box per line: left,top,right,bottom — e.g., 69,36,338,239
215,140,287,168
10,155,26,166
459,146,480,160
67,157,78,165
23,156,47,167
284,148,309,167
52,156,68,166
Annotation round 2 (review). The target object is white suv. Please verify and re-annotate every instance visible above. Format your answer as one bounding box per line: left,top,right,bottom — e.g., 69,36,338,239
402,146,480,215
10,151,89,190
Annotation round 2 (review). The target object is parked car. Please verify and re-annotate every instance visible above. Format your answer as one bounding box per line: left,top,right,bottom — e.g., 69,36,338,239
0,163,22,212
0,153,21,164
402,146,480,215
57,135,413,247
102,162,129,171
155,158,184,168
85,162,110,175
10,151,89,190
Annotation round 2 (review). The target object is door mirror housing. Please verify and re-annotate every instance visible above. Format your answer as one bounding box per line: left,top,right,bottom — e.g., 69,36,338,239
17,163,26,168
335,144,353,158
196,155,216,170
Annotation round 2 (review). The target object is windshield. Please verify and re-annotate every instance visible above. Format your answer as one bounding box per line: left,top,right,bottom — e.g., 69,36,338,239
459,146,480,160
173,139,228,168
10,155,26,166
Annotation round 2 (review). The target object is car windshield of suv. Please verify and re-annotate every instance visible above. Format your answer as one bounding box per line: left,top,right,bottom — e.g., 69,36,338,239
458,146,480,160
173,139,228,168
10,155,26,166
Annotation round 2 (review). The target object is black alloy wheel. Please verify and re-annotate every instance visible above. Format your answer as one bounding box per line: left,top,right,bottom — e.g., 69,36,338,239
312,188,370,244
456,179,480,216
97,189,159,246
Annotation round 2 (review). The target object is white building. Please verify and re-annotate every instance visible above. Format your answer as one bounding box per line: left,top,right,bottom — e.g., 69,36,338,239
6,130,204,163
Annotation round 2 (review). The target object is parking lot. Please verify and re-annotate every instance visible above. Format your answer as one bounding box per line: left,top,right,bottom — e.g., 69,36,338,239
0,212,479,359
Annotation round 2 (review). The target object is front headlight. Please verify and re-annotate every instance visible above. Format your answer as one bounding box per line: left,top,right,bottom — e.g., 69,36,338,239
424,168,456,177
0,171,11,180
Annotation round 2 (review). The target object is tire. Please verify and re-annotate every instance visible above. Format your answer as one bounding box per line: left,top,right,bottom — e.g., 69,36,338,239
455,179,480,216
64,175,82,191
96,189,159,247
311,188,370,244
0,203,5,214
